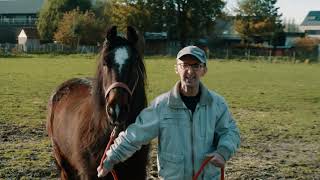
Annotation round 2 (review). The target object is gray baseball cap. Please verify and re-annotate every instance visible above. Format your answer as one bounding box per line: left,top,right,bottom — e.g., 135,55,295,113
177,46,207,64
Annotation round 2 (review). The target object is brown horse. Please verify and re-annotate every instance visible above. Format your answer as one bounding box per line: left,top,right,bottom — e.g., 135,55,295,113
46,26,149,180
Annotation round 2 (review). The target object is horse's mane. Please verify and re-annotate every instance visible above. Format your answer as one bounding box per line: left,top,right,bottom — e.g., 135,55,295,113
80,27,147,149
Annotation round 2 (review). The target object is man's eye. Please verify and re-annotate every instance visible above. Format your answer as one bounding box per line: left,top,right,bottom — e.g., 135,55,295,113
191,64,200,68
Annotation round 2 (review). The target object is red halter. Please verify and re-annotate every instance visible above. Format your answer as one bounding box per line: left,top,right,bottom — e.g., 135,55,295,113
104,82,133,98
104,68,141,98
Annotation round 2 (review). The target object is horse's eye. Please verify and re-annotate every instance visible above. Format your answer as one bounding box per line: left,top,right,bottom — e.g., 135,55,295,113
107,106,114,116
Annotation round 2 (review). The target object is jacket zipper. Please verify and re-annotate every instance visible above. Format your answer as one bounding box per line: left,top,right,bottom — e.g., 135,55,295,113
188,109,195,177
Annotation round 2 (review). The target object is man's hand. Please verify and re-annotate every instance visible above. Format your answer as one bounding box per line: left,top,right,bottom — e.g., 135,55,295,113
206,152,225,168
97,165,109,178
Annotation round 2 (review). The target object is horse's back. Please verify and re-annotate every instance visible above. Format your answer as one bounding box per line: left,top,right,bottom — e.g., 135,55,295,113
50,77,93,105
46,77,94,143
46,77,96,178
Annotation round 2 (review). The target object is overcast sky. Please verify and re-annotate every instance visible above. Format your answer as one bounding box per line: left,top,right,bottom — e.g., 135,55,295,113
225,0,320,24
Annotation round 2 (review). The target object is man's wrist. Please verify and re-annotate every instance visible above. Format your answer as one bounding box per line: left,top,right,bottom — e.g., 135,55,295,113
216,146,231,161
103,157,115,171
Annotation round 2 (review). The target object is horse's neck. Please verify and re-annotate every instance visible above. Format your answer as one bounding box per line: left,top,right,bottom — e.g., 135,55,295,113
130,86,147,115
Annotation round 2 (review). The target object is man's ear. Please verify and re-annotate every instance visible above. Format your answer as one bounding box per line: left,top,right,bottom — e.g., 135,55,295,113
200,66,207,77
175,65,179,74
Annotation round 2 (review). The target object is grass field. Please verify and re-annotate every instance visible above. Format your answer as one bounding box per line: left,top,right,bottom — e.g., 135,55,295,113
0,55,319,179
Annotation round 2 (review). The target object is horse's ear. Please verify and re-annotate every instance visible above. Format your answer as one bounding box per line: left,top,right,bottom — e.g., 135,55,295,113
127,26,138,44
106,26,117,43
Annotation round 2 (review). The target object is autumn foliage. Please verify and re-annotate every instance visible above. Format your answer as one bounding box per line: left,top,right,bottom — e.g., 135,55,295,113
54,9,105,47
294,37,320,51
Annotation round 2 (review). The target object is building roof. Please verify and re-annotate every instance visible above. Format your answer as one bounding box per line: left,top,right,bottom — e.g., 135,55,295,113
145,32,167,40
301,11,320,26
0,0,44,15
19,28,39,39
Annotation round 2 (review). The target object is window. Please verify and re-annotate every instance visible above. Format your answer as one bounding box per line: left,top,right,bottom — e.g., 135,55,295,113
307,16,316,20
306,30,320,35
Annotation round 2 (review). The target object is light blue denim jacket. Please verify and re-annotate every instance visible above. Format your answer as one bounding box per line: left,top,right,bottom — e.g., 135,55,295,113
104,81,240,180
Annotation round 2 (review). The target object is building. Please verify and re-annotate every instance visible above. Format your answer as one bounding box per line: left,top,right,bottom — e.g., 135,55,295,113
300,11,320,38
284,32,305,47
18,28,40,52
0,0,44,43
144,32,168,55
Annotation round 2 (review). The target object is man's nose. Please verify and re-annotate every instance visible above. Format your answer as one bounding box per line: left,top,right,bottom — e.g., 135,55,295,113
186,66,194,73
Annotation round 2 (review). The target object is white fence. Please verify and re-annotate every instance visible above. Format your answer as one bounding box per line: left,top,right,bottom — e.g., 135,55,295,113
0,43,99,54
1,43,319,62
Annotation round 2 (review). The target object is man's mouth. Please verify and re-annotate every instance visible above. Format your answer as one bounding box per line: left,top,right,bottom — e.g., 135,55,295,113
185,76,195,83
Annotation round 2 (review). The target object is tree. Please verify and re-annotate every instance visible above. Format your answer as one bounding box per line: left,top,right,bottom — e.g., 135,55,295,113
91,0,225,47
91,0,112,25
54,9,105,47
37,0,91,41
146,0,225,46
91,0,151,33
234,0,283,45
283,18,300,32
109,1,151,32
293,37,320,61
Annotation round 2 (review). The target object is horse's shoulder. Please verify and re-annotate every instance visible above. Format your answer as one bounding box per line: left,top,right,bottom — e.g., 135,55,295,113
51,77,94,103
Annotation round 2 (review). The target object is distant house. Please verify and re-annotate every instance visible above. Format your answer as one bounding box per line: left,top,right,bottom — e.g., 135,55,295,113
0,0,44,43
144,32,168,55
300,11,320,38
215,17,306,48
284,32,305,47
18,28,40,52
213,17,242,46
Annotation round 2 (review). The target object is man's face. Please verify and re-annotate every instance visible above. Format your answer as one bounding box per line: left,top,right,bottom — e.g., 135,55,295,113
175,55,207,89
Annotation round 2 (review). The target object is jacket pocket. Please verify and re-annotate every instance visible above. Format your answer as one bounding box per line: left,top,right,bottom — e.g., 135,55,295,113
159,152,184,179
161,113,187,125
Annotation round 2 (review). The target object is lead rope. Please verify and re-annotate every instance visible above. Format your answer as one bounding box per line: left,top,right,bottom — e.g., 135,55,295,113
100,128,224,180
193,156,225,180
99,127,119,180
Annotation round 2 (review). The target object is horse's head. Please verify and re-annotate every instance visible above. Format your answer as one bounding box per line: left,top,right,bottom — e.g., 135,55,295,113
95,26,145,132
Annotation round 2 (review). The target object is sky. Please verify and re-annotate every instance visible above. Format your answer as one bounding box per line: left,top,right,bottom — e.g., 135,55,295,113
225,0,320,24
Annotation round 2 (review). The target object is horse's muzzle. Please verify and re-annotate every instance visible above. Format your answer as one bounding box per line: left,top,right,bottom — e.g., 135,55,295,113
106,104,129,131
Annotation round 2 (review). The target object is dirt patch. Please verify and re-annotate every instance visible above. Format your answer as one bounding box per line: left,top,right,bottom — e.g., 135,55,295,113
1,108,319,179
227,140,320,179
0,122,45,143
145,108,320,179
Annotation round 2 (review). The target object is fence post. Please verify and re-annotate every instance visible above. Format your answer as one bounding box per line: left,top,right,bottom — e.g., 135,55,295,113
318,44,320,62
226,48,229,59
268,49,272,62
292,51,296,63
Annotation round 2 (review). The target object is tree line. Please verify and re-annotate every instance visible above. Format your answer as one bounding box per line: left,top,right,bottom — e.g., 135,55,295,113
36,0,285,48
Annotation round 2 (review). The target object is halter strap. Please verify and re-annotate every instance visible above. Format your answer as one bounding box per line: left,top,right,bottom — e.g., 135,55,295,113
105,82,133,98
104,66,141,98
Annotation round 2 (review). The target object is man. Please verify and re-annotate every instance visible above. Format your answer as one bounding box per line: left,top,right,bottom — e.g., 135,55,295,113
97,46,240,179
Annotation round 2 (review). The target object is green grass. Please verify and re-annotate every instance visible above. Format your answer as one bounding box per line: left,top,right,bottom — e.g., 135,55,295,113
0,55,319,179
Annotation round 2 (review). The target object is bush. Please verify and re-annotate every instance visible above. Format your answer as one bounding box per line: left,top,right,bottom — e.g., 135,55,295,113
54,9,105,47
293,37,320,62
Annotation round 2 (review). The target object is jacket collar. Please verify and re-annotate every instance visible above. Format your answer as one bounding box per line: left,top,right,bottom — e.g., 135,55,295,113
168,81,213,109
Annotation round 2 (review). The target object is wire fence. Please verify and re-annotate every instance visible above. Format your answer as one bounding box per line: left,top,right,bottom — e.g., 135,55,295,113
208,47,320,62
1,43,319,62
0,43,99,55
